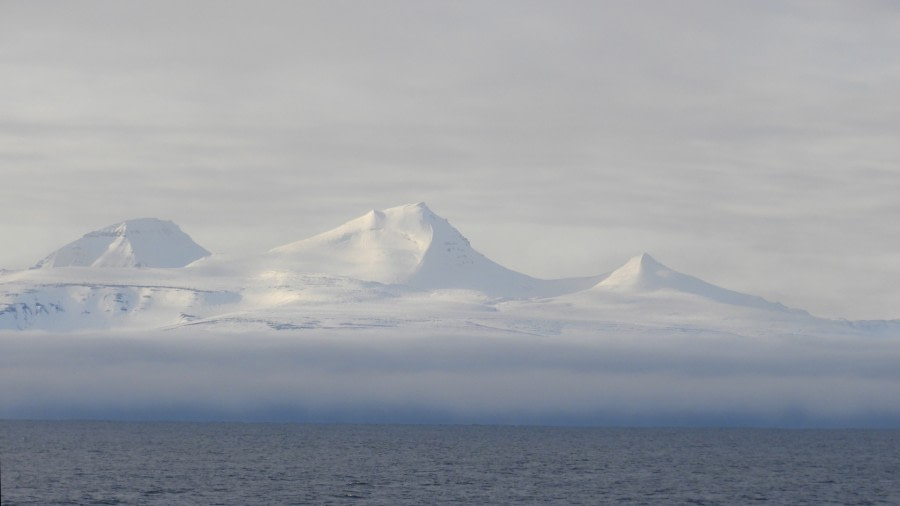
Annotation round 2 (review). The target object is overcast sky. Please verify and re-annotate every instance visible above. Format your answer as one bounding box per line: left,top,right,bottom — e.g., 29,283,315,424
2,1,899,320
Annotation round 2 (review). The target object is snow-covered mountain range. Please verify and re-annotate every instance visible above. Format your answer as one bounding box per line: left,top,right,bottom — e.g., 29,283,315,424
1,203,896,337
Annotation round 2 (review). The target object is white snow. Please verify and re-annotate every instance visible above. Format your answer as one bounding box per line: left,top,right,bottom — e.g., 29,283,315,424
268,203,434,284
35,218,210,269
1,203,896,337
590,253,792,311
263,202,599,297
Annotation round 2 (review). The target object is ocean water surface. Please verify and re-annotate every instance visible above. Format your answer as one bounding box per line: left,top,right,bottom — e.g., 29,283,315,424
1,421,898,505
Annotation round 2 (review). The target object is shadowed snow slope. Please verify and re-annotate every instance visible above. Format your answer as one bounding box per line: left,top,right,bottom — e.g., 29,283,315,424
266,202,599,297
35,218,210,268
592,253,793,311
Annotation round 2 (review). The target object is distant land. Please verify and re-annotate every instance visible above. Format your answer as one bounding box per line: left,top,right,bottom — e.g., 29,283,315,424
1,202,897,335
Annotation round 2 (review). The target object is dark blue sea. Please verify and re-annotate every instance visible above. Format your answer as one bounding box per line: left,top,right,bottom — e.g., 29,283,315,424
1,421,898,505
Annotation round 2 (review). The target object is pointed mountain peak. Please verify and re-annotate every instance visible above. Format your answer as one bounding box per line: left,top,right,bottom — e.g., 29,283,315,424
629,252,665,269
592,253,793,312
36,218,210,268
385,202,437,219
91,218,181,236
345,203,439,232
597,253,677,290
597,253,673,290
264,203,554,296
360,209,386,228
268,203,444,283
398,201,429,211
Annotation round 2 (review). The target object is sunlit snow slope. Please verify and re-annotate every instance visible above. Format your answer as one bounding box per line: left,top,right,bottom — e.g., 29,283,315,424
265,202,599,297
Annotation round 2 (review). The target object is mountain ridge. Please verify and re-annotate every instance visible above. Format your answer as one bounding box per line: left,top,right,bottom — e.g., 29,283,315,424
0,202,879,332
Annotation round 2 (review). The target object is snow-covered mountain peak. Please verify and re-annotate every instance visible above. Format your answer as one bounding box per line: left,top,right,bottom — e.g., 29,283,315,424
399,201,431,212
35,218,211,268
591,253,794,312
368,202,444,232
379,202,444,224
623,252,665,273
263,203,578,297
596,253,672,290
268,204,436,281
634,252,662,268
267,203,474,284
93,218,176,236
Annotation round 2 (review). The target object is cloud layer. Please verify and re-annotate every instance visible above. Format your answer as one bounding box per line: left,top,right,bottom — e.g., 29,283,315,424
3,329,899,427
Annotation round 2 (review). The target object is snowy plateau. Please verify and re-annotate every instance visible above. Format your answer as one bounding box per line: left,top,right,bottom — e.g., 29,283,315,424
1,202,896,339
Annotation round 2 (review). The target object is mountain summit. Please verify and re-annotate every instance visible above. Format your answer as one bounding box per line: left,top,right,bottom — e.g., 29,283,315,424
269,202,439,284
35,218,211,268
592,253,791,311
266,203,598,297
594,253,681,291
